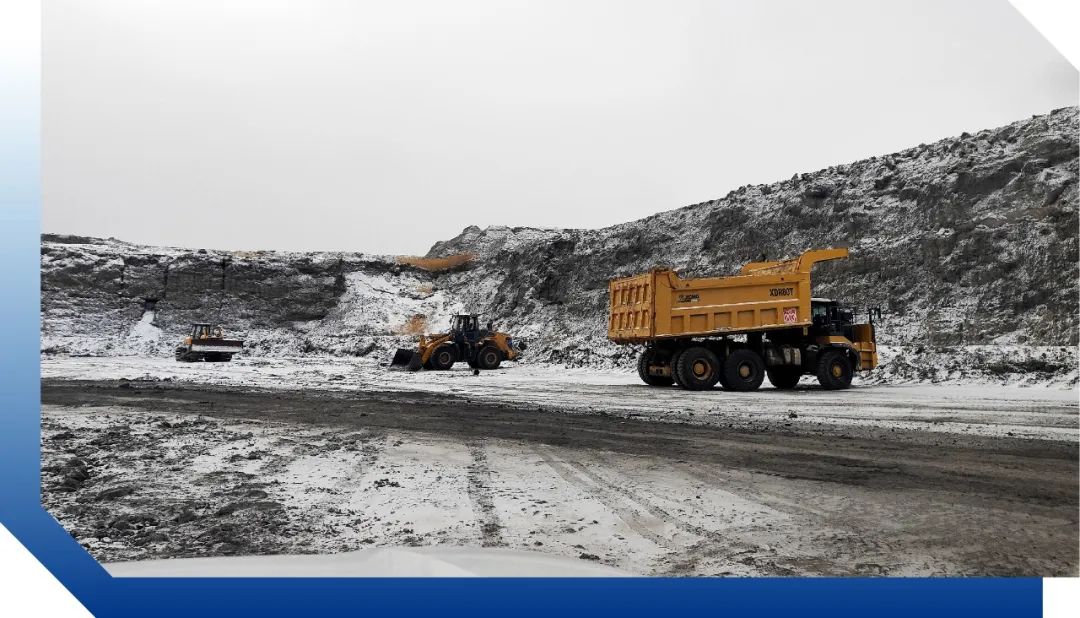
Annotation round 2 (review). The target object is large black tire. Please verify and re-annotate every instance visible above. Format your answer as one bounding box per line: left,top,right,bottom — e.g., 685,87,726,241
637,348,675,387
670,348,687,388
674,346,722,390
428,344,457,370
766,366,801,389
816,348,853,390
476,345,503,370
722,349,766,392
717,363,733,391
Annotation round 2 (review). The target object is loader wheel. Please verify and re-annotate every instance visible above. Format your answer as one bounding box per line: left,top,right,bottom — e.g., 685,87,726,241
766,366,801,389
816,349,853,390
429,345,457,370
637,348,674,387
722,349,765,392
674,346,721,390
476,345,502,370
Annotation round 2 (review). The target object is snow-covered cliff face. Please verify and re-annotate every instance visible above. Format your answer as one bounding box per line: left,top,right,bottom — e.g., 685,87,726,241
40,238,461,358
430,106,1079,364
42,107,1078,373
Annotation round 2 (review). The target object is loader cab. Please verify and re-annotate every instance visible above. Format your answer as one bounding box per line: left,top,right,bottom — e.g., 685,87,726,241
451,315,479,334
450,314,483,345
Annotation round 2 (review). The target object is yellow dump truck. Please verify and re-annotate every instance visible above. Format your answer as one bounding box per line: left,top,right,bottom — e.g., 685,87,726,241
608,248,878,391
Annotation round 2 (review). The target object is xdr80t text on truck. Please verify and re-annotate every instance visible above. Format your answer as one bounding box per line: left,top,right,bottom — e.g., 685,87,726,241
607,248,878,391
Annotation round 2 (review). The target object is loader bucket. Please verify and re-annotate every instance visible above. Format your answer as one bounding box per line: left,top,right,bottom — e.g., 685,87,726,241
389,348,423,371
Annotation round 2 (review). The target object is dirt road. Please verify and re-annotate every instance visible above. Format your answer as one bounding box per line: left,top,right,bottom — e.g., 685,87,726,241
42,380,1078,576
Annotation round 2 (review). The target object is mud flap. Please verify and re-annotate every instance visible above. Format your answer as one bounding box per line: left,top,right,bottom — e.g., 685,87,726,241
389,348,423,371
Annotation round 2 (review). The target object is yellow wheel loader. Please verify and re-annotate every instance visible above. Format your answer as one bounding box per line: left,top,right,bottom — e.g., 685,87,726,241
390,314,525,371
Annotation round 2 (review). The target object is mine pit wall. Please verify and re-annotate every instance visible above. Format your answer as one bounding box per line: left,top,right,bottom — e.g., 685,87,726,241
40,239,424,358
427,107,1079,366
40,107,1079,381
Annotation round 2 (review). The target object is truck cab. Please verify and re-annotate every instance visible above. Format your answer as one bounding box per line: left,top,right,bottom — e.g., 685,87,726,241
811,298,855,337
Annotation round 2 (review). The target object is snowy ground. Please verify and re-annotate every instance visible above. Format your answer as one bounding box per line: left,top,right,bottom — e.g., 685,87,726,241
41,354,1079,576
43,404,641,573
41,355,1079,441
41,381,1079,577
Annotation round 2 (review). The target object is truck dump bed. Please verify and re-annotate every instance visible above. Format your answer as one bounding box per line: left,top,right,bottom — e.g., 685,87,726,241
608,248,848,344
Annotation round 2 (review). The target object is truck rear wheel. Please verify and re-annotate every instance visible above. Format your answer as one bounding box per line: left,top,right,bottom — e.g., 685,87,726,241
722,349,765,391
637,348,674,387
476,345,502,370
816,348,853,390
766,366,801,389
429,344,457,370
674,346,721,390
670,348,686,388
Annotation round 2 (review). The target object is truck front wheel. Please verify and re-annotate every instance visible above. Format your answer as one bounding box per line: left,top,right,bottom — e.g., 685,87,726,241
675,346,721,390
816,349,853,390
722,349,765,391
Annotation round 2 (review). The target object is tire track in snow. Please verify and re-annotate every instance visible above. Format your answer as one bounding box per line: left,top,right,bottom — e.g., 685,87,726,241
677,463,833,521
255,430,389,549
560,455,729,543
537,447,791,575
533,446,677,551
466,440,506,547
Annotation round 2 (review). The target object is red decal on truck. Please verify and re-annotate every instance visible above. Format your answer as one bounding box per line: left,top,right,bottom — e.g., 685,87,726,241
783,307,798,324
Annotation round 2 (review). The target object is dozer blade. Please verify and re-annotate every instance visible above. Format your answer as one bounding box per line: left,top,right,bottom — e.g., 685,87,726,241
389,348,423,371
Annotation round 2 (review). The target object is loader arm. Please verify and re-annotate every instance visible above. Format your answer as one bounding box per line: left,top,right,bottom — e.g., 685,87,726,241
418,333,452,365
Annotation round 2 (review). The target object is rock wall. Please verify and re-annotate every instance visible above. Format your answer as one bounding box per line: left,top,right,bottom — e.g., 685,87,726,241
429,106,1079,364
40,239,454,357
42,107,1079,374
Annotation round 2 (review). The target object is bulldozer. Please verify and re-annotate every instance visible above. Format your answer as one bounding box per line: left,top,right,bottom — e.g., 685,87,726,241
175,323,244,362
390,314,525,371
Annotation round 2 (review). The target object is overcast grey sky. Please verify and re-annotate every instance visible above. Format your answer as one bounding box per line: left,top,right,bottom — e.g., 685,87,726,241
44,0,1077,255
